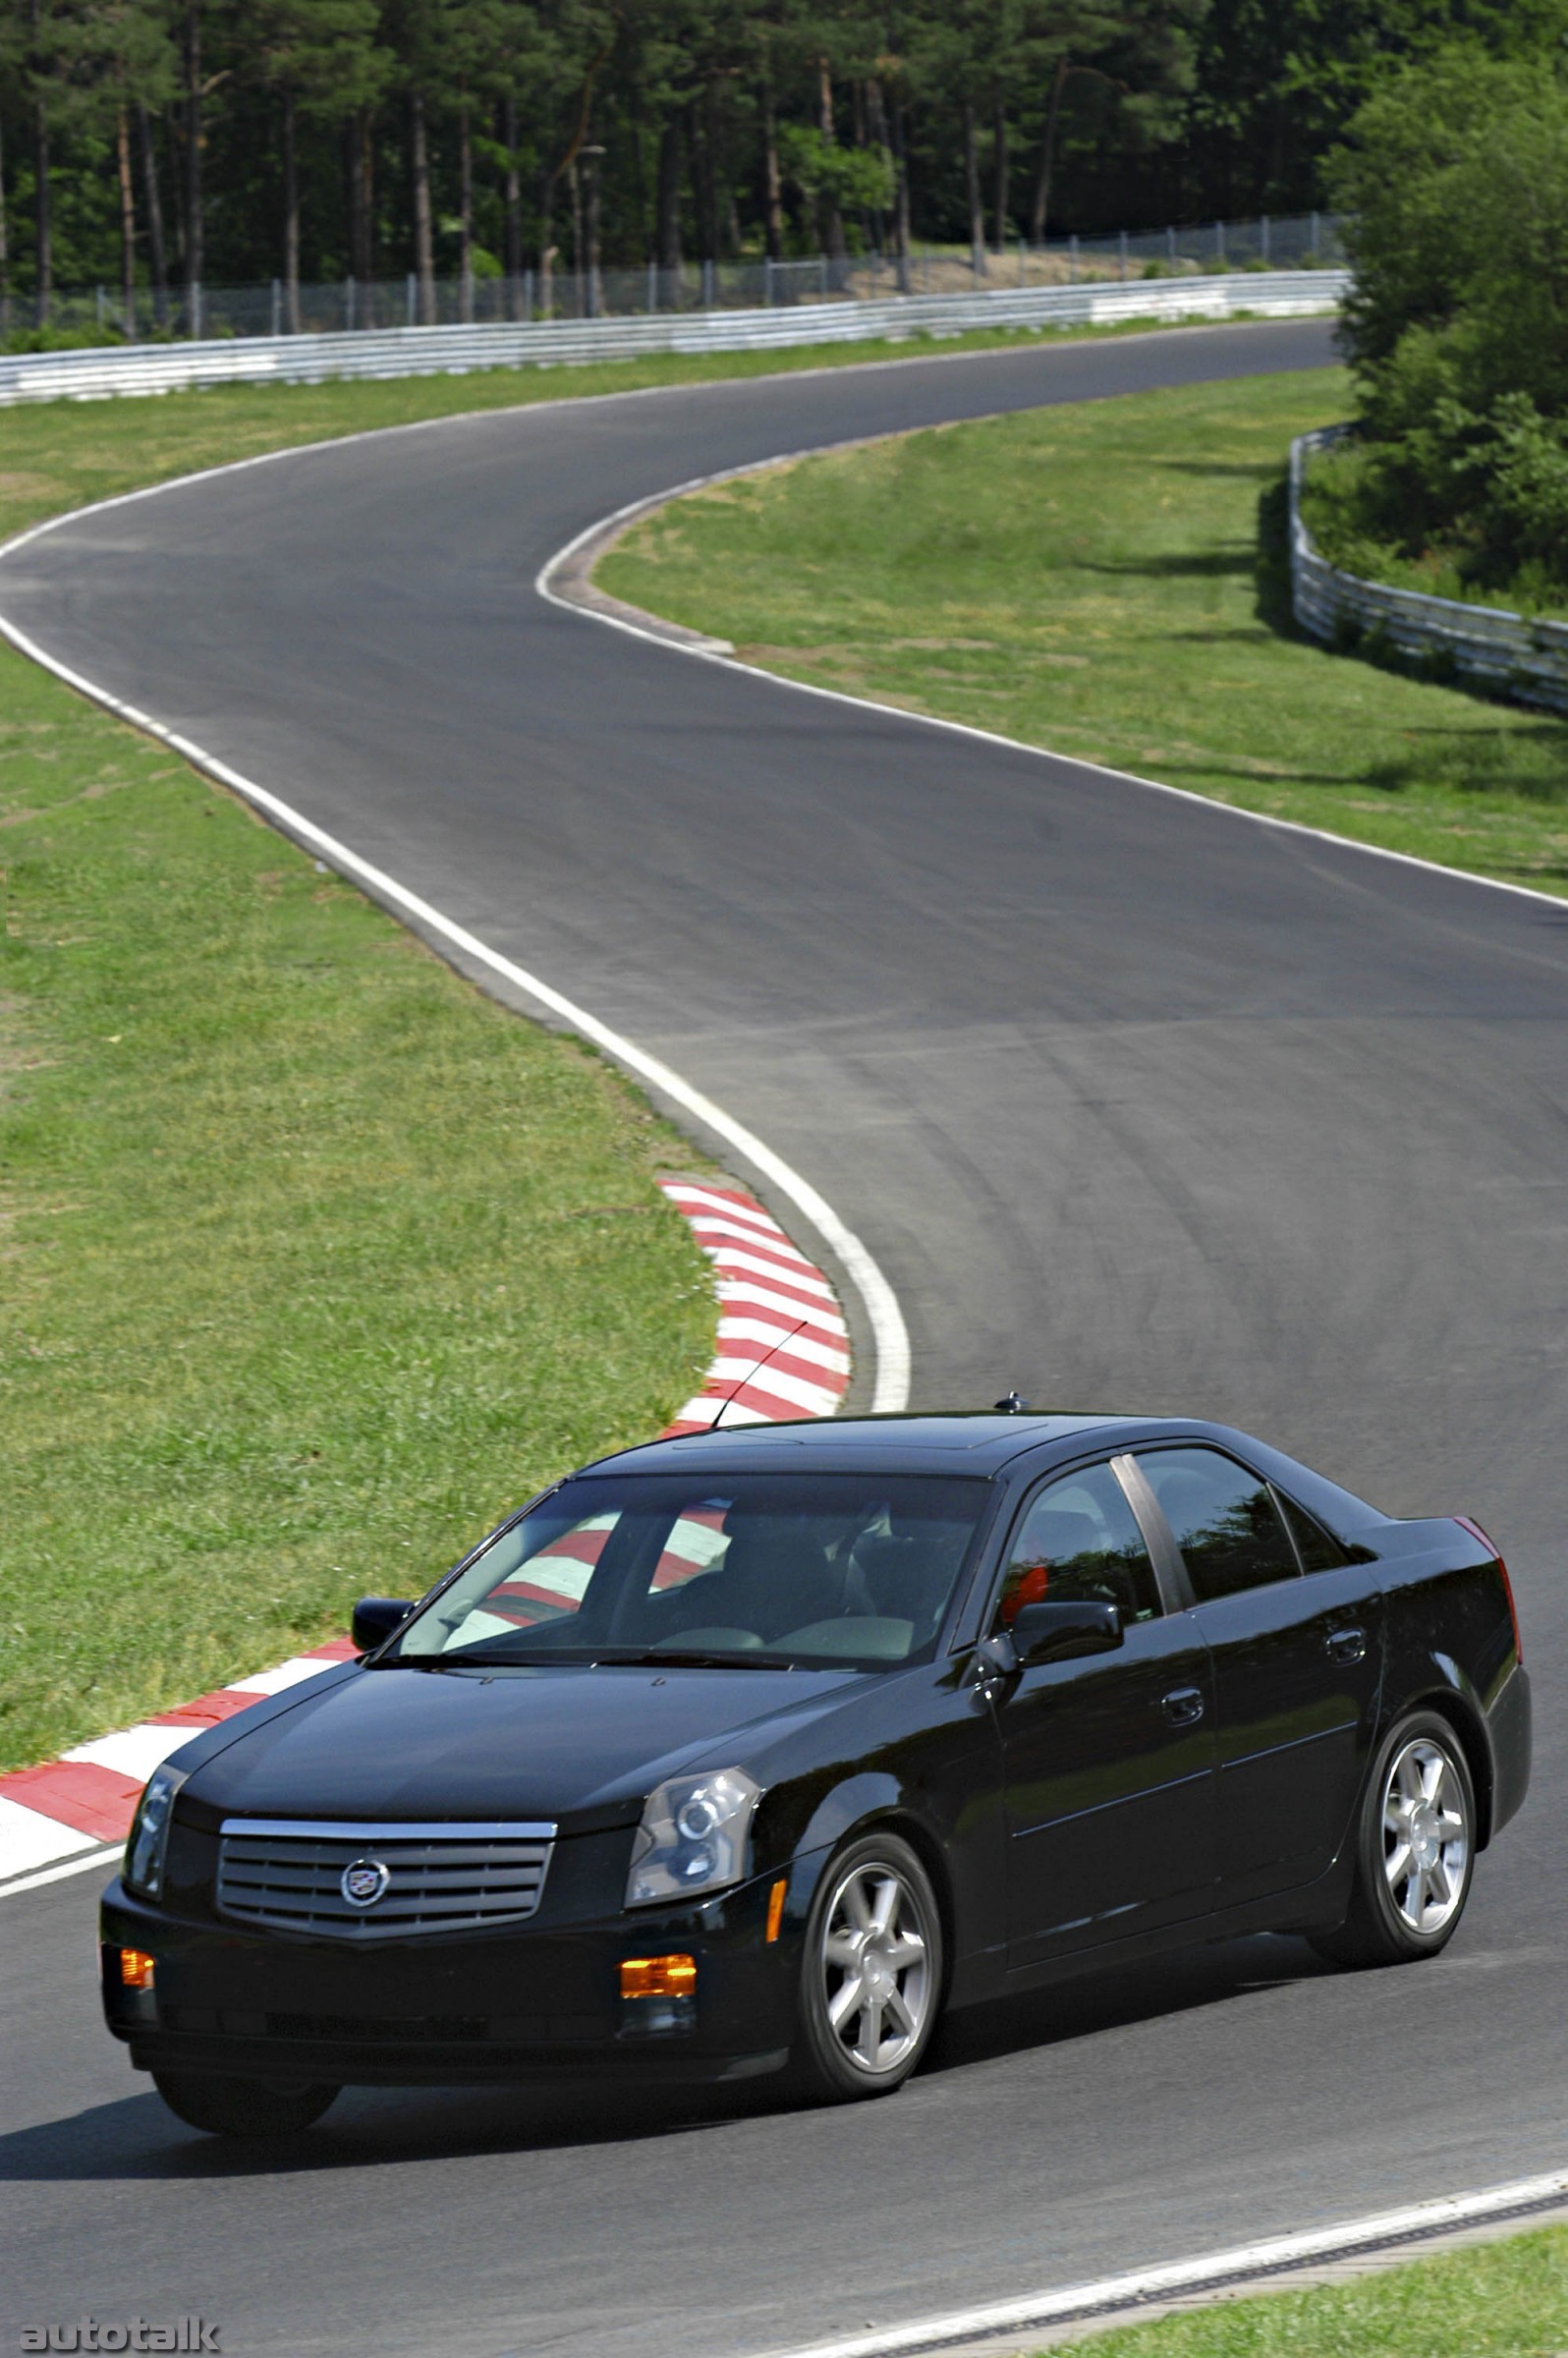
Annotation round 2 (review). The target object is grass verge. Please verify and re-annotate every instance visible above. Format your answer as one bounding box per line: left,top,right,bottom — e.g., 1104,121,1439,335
597,368,1568,897
1045,2222,1567,2356
0,506,722,1771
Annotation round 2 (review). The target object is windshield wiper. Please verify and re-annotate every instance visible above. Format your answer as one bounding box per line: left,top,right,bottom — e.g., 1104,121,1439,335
588,1649,793,1670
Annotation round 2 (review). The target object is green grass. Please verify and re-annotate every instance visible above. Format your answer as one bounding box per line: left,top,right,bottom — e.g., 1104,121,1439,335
597,369,1568,897
0,497,725,1769
1045,2223,1568,2356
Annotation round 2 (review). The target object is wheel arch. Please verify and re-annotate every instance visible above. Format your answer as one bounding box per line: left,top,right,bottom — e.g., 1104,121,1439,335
863,1809,957,2002
795,1778,957,2004
1390,1686,1494,1848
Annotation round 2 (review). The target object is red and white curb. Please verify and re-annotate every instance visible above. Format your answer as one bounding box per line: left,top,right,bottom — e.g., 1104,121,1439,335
0,1180,847,1896
0,1641,361,1893
657,1178,850,1432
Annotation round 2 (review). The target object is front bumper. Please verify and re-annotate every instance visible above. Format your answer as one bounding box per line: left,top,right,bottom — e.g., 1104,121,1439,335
101,1863,806,2087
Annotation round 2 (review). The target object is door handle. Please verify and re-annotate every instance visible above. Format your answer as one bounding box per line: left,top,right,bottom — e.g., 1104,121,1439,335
1161,1685,1204,1725
1326,1626,1367,1664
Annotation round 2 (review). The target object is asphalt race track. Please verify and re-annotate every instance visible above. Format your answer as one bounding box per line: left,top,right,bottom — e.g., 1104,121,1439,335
4,318,1566,2358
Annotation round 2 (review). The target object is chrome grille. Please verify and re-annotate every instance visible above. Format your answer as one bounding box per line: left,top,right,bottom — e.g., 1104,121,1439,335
216,1818,556,1938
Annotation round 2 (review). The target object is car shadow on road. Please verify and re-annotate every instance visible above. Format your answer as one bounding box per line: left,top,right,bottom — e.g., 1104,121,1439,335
0,1937,1328,2183
923,1932,1330,2077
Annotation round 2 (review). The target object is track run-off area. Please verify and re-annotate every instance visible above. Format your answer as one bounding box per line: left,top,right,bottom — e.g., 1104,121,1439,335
2,318,1565,2358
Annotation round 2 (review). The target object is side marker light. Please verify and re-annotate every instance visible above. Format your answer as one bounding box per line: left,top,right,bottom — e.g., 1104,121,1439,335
765,1878,787,1943
120,1948,156,1991
620,1953,697,2000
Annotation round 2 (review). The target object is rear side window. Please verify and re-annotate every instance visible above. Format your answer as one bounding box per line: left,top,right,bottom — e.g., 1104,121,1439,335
1275,1489,1347,1573
995,1462,1162,1628
1137,1447,1299,1603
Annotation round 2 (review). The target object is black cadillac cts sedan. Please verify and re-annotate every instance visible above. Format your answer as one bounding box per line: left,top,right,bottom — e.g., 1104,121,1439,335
102,1412,1532,2134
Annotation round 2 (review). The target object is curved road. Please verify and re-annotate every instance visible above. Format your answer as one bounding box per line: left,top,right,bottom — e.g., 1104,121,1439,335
4,319,1566,2358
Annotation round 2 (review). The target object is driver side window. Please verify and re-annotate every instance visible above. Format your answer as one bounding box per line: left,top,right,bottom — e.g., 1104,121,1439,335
995,1463,1162,1629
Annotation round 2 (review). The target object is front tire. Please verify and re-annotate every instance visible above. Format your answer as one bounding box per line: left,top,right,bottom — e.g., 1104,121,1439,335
793,1832,944,2102
1311,1712,1476,1968
152,2071,340,2137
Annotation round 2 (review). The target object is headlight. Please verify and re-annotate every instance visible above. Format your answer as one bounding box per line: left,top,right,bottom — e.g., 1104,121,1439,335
123,1764,189,1900
625,1768,761,1908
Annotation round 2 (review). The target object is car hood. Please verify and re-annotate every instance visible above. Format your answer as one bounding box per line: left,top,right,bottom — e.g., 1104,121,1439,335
181,1658,863,1832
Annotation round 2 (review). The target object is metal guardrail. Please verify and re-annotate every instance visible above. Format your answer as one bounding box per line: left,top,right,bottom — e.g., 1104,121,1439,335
0,269,1344,408
1290,426,1568,715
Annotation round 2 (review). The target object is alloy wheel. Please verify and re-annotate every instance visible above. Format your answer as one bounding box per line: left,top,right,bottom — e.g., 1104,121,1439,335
817,1857,934,2077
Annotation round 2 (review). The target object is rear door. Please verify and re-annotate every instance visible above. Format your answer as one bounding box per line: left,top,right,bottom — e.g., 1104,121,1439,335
987,1459,1218,1970
1133,1446,1383,1905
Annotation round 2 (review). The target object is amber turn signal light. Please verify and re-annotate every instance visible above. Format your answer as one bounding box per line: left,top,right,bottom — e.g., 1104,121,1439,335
619,1953,697,1999
765,1877,787,1942
119,1947,156,1991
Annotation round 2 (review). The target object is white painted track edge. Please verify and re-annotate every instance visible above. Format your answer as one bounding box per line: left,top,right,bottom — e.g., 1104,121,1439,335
0,1843,125,1900
537,458,1568,922
762,2167,1568,2358
0,585,911,1415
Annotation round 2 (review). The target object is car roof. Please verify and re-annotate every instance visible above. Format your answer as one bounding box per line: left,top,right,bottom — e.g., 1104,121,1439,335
577,1411,1176,1481
555,1413,1384,1540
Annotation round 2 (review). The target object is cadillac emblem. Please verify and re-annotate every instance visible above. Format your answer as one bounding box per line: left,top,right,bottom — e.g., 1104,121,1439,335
341,1857,391,1908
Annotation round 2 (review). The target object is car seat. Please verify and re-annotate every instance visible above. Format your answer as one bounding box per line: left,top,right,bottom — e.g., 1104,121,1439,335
700,1523,842,1644
851,1526,965,1643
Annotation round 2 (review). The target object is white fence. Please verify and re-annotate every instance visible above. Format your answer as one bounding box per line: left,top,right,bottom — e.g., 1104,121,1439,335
0,269,1344,408
1290,425,1568,714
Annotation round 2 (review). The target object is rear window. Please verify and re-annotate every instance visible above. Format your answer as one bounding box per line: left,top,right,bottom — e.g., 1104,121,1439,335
392,1472,990,1670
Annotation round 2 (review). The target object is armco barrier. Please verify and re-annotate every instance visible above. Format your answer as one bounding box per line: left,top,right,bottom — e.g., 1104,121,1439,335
0,269,1345,407
1290,424,1568,714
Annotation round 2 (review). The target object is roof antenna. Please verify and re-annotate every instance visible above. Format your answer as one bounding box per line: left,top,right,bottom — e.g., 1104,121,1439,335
994,1391,1031,1414
710,1319,812,1431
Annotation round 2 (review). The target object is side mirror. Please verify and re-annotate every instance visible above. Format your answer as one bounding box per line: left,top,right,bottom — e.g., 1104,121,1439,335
1009,1598,1123,1665
353,1596,416,1654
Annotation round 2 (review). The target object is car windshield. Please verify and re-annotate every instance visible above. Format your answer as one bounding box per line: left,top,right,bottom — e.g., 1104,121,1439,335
389,1472,991,1671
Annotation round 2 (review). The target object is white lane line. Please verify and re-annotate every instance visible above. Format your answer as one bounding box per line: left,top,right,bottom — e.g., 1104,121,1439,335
763,2167,1568,2358
0,615,910,1420
537,462,1568,922
0,1843,125,1900
0,1797,100,1876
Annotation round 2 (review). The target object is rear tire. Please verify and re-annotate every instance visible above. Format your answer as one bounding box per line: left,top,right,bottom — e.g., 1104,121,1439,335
792,1831,944,2102
152,2071,340,2137
1310,1711,1476,1969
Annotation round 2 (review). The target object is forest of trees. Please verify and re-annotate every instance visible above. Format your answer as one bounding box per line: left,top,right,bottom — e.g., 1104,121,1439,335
1,0,1562,332
1307,40,1568,601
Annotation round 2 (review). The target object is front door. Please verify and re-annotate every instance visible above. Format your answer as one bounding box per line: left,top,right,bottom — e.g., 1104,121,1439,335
1133,1446,1383,1904
990,1461,1218,1971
